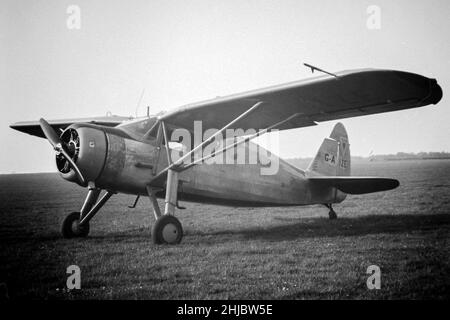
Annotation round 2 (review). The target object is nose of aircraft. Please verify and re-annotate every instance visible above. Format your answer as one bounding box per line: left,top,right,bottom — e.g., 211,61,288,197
39,118,87,186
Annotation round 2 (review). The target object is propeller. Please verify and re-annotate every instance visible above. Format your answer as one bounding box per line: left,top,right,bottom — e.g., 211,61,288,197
39,118,86,186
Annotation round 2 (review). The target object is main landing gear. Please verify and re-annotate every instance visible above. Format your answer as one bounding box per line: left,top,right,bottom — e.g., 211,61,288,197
152,215,183,244
324,203,338,220
61,168,184,245
147,169,183,245
61,186,114,238
61,212,89,238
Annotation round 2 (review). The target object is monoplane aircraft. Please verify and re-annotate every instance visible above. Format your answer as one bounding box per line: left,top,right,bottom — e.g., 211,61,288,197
10,68,443,244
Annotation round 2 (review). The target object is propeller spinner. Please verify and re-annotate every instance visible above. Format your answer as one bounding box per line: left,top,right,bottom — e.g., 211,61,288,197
39,118,86,186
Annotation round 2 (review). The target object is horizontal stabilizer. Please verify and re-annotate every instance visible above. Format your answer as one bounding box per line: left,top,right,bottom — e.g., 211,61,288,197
308,177,399,194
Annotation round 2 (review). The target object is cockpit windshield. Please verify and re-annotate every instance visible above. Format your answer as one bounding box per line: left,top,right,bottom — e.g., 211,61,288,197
118,117,158,141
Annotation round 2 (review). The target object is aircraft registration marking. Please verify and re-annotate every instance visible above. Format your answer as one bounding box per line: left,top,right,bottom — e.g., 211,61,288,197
324,153,337,166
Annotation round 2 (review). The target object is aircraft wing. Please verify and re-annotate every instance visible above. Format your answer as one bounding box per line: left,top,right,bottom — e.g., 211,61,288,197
159,69,442,134
308,176,400,194
10,115,132,139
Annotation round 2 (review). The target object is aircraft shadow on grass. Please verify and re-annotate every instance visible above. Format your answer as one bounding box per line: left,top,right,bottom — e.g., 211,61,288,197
17,213,449,244
192,213,450,242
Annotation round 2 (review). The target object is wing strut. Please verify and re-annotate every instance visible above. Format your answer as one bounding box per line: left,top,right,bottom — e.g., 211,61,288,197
180,112,302,171
151,100,265,181
161,121,173,165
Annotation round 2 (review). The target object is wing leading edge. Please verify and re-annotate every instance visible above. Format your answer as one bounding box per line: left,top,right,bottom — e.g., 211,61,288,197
10,115,132,139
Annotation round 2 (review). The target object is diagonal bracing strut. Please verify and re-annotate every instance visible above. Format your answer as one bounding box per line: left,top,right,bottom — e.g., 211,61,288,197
151,100,265,181
181,112,302,171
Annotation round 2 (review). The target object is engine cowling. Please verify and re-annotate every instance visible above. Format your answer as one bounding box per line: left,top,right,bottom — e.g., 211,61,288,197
56,124,160,194
57,126,108,185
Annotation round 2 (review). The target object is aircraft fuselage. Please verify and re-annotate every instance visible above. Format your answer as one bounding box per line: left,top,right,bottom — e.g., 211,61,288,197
79,126,344,207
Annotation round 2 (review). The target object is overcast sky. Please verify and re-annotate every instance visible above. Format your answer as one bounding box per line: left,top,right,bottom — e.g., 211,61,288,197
1,0,449,173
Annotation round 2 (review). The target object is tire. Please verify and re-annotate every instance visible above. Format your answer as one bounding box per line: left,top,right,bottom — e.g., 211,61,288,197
328,210,337,220
61,212,90,238
151,215,183,245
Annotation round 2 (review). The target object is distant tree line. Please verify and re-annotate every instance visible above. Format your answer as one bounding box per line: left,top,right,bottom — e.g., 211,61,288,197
363,152,450,161
288,152,450,165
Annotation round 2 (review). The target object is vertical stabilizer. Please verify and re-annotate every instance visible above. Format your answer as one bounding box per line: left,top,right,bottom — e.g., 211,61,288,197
307,122,350,176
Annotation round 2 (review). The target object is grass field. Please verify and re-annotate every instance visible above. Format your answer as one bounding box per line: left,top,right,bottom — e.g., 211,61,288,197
0,159,449,299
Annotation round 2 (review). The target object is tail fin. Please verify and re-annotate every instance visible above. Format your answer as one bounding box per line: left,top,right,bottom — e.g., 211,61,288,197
307,122,350,176
306,122,399,196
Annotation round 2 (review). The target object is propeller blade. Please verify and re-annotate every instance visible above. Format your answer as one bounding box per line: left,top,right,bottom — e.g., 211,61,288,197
39,118,61,148
59,147,86,186
39,118,86,186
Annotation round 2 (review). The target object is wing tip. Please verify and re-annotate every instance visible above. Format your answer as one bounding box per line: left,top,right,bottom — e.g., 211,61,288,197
9,122,23,132
427,79,443,105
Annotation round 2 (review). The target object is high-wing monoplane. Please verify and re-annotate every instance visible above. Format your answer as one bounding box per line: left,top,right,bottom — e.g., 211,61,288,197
10,68,443,244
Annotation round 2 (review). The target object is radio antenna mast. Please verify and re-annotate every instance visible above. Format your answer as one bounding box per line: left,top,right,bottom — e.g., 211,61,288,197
303,63,339,78
135,88,145,118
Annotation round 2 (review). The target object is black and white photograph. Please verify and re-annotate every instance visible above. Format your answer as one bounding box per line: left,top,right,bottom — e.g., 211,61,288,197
0,0,449,305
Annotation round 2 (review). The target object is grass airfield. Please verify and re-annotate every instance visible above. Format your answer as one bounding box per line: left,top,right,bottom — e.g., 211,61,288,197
0,160,449,299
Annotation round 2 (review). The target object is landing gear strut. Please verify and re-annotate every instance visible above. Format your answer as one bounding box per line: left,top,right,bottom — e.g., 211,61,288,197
147,169,183,245
325,204,337,220
61,186,113,238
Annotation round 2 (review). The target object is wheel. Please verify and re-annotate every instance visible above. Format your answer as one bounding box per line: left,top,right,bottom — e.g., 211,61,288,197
61,212,90,238
328,209,337,220
152,215,183,245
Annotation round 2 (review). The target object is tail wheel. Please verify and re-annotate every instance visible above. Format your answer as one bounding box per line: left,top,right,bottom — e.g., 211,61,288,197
61,212,90,238
328,209,337,220
152,215,183,245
